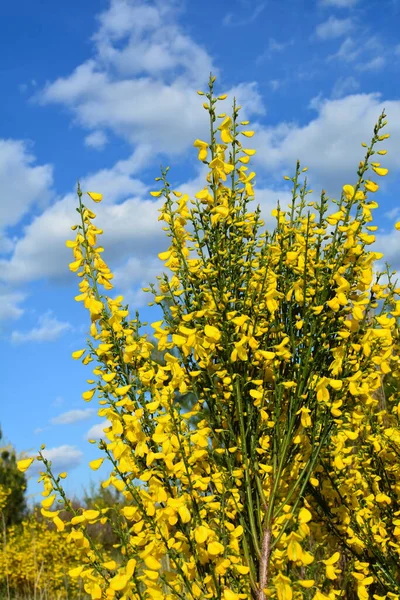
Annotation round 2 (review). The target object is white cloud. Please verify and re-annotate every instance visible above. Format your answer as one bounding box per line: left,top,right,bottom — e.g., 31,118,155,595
385,207,400,220
11,311,71,344
0,153,158,286
329,35,385,70
84,130,108,150
35,0,218,157
36,0,263,160
357,56,385,71
319,0,359,6
376,228,400,270
330,36,360,62
316,16,353,40
40,445,83,471
51,409,95,425
252,93,400,196
0,291,25,321
0,139,53,246
331,75,359,98
0,0,264,296
222,3,266,27
86,421,111,440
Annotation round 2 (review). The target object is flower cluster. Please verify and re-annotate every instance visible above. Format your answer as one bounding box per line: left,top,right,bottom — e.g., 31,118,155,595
0,509,85,599
19,76,400,600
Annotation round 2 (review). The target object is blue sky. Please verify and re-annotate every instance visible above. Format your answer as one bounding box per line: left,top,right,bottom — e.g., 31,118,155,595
1,0,400,502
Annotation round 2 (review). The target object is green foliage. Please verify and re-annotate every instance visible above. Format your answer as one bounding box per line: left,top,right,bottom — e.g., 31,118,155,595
0,428,27,527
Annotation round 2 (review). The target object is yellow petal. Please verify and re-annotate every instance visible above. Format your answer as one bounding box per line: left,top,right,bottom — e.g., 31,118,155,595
109,574,128,591
72,349,86,359
298,507,312,524
42,494,56,509
150,190,163,197
53,515,65,531
87,192,103,203
69,566,84,578
194,525,210,544
297,580,315,588
82,389,96,401
323,551,340,566
373,167,388,176
82,509,100,521
69,259,83,272
102,372,117,383
115,384,131,396
17,458,34,473
89,458,104,471
395,221,400,231
144,556,161,570
204,324,221,342
207,541,224,556
342,184,355,200
364,180,379,192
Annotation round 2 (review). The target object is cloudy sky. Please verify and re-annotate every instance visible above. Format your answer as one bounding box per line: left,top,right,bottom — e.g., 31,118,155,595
1,0,400,500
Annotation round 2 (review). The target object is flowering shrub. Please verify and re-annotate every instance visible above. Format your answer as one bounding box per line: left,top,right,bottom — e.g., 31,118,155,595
0,492,84,599
19,76,400,600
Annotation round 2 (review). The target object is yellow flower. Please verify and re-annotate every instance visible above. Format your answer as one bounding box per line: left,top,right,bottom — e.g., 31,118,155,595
274,573,293,600
372,166,388,176
322,551,340,580
42,494,56,509
364,180,379,192
144,556,162,570
193,139,209,161
343,184,355,200
395,221,400,230
298,580,315,588
204,324,221,342
82,389,96,401
207,541,225,556
87,191,103,202
219,117,234,143
109,573,128,591
72,349,86,359
17,458,34,473
89,458,104,471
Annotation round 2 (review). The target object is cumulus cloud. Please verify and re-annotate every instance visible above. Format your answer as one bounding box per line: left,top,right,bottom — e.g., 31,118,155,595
0,139,53,247
0,290,25,322
0,0,266,297
84,130,108,150
86,421,111,440
358,56,385,71
51,409,95,425
37,0,263,158
0,157,157,286
39,445,83,471
329,35,385,71
376,226,400,271
252,93,400,196
11,311,72,344
316,16,353,40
